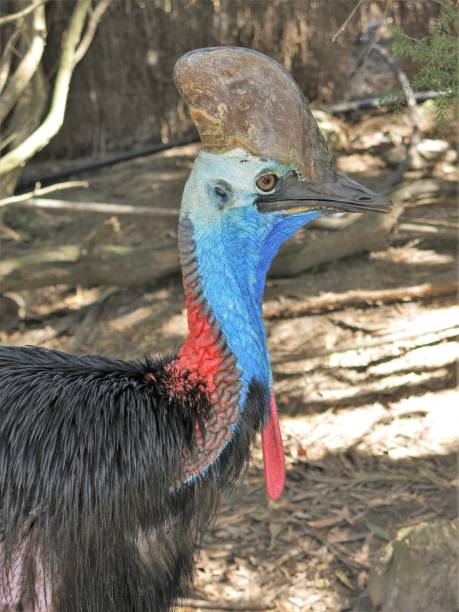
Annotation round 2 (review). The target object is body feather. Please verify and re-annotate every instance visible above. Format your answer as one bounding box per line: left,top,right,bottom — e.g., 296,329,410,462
0,346,264,611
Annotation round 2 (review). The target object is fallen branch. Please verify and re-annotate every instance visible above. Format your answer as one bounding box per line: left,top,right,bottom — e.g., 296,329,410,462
180,598,275,611
5,196,179,216
271,203,402,277
398,222,457,239
0,241,180,292
264,282,459,319
0,181,89,206
305,527,369,571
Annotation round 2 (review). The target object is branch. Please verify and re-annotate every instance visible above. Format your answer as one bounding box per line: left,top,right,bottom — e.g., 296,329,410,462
73,0,113,66
0,0,47,26
26,198,179,216
1,194,179,216
0,0,93,178
370,42,421,191
180,599,275,611
0,241,180,292
0,2,46,124
0,181,89,206
332,0,367,43
264,282,459,319
0,26,23,94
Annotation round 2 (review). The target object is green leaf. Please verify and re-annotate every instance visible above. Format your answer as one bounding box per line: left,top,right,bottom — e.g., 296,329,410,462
366,522,391,541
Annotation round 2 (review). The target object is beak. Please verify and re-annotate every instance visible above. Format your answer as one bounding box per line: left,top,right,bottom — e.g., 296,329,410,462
257,172,392,215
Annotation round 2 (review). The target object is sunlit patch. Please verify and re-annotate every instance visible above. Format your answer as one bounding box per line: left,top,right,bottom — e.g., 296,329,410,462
371,245,454,266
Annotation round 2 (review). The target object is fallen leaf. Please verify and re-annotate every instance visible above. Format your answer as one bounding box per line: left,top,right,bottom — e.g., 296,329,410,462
366,522,391,541
335,568,356,590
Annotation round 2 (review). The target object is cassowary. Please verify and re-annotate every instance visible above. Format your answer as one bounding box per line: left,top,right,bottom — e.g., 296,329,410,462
0,47,391,611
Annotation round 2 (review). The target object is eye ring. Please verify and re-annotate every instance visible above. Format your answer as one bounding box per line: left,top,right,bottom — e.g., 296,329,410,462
256,173,279,193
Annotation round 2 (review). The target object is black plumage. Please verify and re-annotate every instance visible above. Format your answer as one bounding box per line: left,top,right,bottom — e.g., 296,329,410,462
0,346,264,610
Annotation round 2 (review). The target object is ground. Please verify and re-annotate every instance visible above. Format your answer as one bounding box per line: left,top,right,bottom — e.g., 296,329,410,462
1,109,457,611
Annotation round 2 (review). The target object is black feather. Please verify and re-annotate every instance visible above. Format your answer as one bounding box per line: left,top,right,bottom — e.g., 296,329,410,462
0,345,265,611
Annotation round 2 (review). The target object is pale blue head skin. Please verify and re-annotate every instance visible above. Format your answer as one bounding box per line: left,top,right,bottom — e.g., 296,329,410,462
181,148,322,410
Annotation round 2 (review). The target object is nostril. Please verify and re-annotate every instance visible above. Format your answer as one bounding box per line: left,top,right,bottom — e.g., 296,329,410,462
357,195,373,202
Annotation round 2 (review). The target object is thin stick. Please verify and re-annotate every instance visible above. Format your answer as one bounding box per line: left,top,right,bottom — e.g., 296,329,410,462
0,27,23,94
11,196,180,217
332,0,367,43
305,528,369,571
0,0,47,26
0,181,89,206
180,599,275,611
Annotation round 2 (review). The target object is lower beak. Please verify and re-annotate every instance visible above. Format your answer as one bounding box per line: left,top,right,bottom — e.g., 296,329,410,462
257,172,392,214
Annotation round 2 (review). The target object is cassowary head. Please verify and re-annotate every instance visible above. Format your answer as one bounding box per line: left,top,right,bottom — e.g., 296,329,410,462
174,46,391,275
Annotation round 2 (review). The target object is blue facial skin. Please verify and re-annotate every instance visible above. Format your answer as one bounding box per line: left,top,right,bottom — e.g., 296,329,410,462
180,149,322,415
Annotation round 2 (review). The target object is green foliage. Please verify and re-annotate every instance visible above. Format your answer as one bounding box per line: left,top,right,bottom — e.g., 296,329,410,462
391,0,457,125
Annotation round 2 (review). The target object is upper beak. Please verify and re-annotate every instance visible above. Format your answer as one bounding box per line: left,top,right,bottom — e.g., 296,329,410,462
257,172,392,215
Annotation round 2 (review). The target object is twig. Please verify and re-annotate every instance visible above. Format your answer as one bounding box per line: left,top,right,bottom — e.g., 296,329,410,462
73,0,113,66
0,181,89,206
9,196,180,216
370,42,421,191
0,26,23,94
0,130,18,152
180,598,275,611
305,527,369,571
0,0,47,26
398,222,457,238
264,282,458,319
0,2,47,125
332,0,367,43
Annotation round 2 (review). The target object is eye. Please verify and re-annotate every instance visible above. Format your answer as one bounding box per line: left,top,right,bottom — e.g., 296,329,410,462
256,173,278,193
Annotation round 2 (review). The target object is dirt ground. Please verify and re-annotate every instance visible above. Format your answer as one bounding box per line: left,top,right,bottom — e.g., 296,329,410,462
1,109,458,611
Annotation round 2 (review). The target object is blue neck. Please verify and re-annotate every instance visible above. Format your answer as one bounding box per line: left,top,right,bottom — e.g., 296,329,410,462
190,206,319,409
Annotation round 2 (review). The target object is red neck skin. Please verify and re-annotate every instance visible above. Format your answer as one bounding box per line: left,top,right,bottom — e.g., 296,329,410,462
171,294,224,398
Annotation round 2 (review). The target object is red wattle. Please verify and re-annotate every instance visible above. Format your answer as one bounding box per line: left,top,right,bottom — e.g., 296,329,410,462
261,391,285,500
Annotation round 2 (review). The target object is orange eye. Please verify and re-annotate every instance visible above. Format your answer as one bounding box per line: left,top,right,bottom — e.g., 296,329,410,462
256,173,278,192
